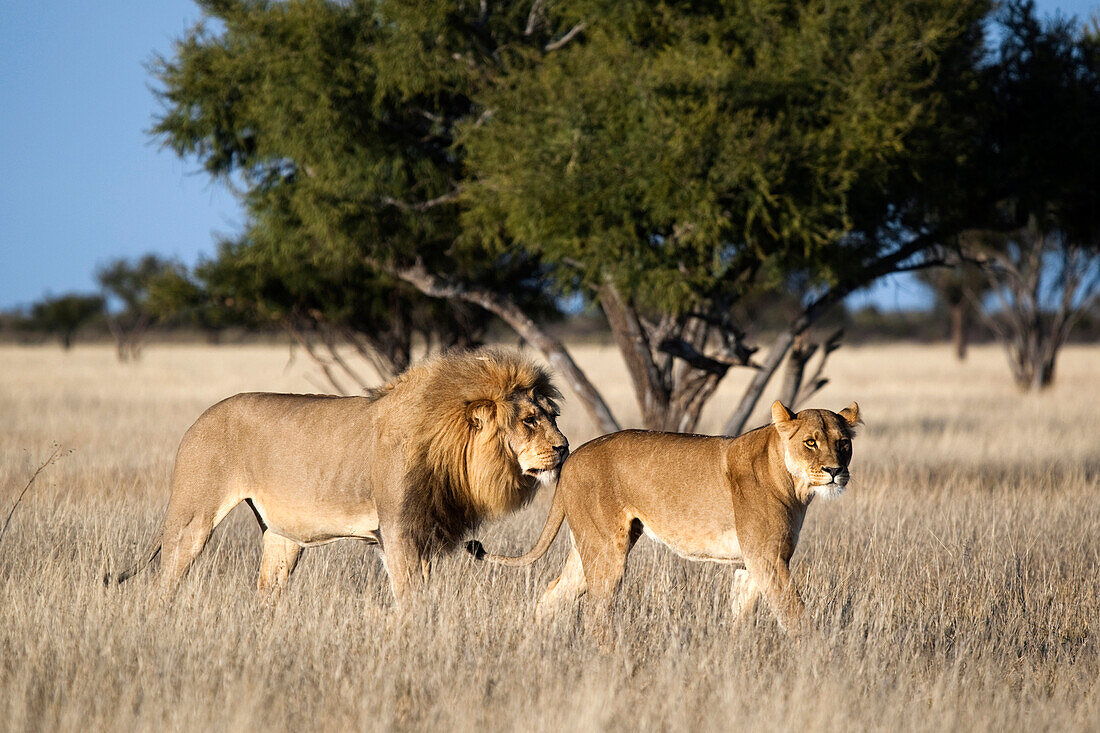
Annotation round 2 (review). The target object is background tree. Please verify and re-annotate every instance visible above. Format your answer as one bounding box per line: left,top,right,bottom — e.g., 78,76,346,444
918,264,989,360
27,294,104,349
959,2,1100,389
96,254,178,361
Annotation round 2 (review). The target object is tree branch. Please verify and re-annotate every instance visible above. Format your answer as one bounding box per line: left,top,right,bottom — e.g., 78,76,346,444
381,188,461,213
385,259,621,433
545,22,586,52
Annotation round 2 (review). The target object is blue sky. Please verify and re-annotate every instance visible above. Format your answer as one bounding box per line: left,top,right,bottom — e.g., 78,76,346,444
1,1,1097,312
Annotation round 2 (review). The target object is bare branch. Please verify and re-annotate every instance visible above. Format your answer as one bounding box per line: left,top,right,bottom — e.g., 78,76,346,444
545,22,586,52
657,338,739,377
381,188,461,213
384,258,620,433
524,0,545,36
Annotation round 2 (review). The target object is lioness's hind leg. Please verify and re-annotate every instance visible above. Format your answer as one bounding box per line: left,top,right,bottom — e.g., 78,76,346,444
257,531,302,595
535,543,586,623
578,521,638,641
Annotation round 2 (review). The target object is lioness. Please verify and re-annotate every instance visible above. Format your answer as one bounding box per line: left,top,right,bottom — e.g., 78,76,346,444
469,400,860,634
111,348,568,604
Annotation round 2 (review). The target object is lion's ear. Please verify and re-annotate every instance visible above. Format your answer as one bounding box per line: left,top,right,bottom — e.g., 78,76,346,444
839,401,861,430
466,400,496,431
771,400,797,437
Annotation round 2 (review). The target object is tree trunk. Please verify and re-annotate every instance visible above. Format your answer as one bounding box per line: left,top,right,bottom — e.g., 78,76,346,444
597,284,670,430
778,335,814,408
950,301,968,361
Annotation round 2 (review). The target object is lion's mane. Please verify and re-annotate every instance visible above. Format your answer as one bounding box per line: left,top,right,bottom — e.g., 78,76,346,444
382,348,562,555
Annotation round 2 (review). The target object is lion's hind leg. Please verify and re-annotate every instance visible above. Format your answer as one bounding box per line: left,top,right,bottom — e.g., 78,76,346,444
155,482,242,596
256,531,303,596
535,541,586,623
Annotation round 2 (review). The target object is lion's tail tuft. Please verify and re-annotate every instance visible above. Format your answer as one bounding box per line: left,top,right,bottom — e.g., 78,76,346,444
106,545,161,586
465,488,566,567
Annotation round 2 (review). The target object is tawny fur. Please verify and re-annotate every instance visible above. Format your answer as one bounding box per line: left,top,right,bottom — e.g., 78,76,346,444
470,400,860,635
111,347,568,605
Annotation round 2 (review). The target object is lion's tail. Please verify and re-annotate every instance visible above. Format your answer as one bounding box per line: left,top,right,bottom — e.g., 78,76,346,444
104,544,161,586
466,487,566,567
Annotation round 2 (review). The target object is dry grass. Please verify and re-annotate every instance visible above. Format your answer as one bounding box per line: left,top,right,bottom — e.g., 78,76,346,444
1,342,1098,731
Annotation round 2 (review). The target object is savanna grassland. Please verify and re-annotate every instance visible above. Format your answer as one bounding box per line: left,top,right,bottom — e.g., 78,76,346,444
1,342,1097,731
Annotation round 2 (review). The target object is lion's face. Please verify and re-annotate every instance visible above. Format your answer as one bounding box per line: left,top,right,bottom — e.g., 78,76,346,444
505,391,569,486
772,401,860,499
464,386,568,506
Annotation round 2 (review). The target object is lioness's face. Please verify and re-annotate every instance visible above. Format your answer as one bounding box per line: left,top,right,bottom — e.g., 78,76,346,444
507,391,568,485
772,401,860,499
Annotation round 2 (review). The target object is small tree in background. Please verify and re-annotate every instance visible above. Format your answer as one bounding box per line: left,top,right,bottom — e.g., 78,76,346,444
144,260,243,343
918,264,988,360
28,294,105,349
967,224,1099,390
96,254,178,361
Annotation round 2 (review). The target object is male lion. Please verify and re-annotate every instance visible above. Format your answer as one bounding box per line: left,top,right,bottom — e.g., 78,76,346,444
468,400,860,634
112,348,568,604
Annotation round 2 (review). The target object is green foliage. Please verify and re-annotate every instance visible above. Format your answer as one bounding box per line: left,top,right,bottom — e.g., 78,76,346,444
462,0,990,312
95,254,175,321
151,0,557,364
975,1,1100,243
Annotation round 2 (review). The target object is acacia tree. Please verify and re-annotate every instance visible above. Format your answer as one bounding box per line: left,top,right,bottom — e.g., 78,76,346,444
154,0,989,433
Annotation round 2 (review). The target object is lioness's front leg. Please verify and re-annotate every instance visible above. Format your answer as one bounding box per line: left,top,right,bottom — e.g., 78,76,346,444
743,554,806,635
730,568,762,626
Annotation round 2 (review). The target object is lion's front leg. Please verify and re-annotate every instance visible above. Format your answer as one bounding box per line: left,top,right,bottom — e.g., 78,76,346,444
380,529,425,610
256,531,302,596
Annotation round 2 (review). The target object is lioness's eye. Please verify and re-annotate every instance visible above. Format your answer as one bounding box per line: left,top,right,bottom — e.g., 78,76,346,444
804,438,816,448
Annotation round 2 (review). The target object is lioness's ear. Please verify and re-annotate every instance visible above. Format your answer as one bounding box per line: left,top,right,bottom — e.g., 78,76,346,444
839,401,861,430
466,400,496,431
771,400,797,437
771,400,795,425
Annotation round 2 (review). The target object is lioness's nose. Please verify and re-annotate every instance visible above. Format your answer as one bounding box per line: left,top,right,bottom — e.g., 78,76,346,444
823,466,842,479
553,444,568,459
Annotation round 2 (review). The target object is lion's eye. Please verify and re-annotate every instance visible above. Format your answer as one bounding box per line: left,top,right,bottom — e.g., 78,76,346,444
804,438,817,449
523,416,539,428
838,439,850,451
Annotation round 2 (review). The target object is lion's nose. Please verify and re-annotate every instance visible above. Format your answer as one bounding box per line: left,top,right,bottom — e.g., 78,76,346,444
553,444,568,460
823,466,842,479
